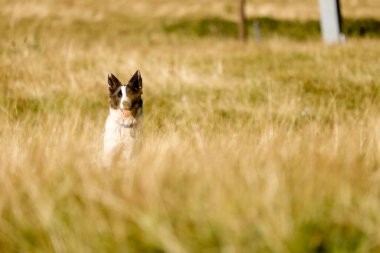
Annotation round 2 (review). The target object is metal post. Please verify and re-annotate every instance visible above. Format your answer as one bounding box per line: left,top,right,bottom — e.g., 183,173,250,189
319,0,345,44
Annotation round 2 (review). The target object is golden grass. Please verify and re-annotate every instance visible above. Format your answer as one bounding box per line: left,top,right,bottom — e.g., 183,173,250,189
1,0,380,252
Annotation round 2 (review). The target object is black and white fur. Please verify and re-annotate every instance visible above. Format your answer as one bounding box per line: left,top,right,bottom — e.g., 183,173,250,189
103,70,143,166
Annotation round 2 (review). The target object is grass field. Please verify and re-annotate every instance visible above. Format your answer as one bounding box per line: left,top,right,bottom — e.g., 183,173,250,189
1,0,380,252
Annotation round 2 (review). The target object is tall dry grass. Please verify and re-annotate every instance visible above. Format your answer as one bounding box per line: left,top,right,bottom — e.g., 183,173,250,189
1,0,380,252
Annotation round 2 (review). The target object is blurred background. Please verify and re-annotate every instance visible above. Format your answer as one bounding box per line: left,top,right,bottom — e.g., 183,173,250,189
1,1,380,253
2,0,379,41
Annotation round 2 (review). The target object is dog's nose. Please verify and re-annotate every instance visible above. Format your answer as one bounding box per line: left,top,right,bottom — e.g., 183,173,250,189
122,100,131,108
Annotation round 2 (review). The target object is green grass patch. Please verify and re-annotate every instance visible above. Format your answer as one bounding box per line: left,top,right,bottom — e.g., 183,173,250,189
163,17,380,40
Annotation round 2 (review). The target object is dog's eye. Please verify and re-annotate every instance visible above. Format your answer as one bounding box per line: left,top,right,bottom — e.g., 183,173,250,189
117,91,122,97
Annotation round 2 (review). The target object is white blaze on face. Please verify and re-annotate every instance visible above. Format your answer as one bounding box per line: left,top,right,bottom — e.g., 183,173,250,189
120,86,128,110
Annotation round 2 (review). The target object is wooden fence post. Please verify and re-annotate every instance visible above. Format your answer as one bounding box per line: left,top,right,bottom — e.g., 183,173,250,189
238,0,247,42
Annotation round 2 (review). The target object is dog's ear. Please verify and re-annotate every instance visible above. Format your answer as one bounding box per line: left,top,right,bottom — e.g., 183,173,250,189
108,73,121,94
128,70,142,91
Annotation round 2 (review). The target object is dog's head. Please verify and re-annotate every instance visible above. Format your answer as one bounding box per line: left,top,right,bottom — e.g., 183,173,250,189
107,70,143,117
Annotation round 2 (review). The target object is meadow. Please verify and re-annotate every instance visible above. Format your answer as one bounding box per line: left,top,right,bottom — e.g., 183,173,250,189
1,0,380,252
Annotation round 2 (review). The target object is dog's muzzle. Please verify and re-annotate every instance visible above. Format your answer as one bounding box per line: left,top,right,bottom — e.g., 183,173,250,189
122,100,131,108
121,99,132,117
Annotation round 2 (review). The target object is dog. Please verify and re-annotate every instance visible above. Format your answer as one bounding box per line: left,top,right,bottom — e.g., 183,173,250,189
103,70,143,166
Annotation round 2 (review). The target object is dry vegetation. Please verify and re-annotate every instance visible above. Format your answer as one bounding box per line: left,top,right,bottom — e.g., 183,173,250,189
1,0,380,252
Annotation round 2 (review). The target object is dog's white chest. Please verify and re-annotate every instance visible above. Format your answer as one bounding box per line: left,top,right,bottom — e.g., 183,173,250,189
104,117,134,141
103,112,135,165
